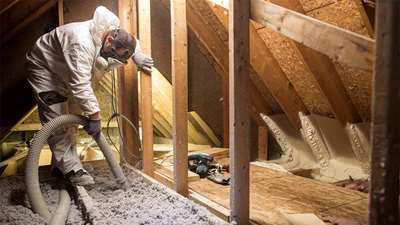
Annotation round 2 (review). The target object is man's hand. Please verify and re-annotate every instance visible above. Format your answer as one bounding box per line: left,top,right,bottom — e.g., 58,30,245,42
133,50,154,74
84,112,102,136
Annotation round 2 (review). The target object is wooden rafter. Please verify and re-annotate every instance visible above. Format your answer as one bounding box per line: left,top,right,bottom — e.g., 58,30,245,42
58,0,64,26
257,126,268,160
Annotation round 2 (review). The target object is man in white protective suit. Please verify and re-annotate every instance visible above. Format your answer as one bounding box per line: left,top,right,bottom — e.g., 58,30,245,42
26,6,153,185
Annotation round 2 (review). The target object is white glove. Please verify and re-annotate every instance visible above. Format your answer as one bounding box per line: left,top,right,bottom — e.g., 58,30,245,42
132,40,154,74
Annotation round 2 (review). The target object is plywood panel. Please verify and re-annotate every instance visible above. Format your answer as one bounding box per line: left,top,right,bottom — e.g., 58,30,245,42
189,164,368,225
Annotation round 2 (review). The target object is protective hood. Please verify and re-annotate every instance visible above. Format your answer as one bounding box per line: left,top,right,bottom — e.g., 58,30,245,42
90,6,120,47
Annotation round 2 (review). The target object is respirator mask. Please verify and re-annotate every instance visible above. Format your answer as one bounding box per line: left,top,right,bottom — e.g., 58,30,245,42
95,56,125,72
96,31,135,72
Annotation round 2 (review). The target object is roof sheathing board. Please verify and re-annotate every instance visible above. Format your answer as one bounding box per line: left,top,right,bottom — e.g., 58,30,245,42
256,27,334,117
298,0,336,12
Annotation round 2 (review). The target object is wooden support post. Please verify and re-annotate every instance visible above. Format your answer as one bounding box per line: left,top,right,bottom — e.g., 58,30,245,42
170,0,188,196
229,0,250,224
118,0,140,166
222,81,229,148
369,2,400,225
58,0,64,26
258,126,268,160
138,0,154,176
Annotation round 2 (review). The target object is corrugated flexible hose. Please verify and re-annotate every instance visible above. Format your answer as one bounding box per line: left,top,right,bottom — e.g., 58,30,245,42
25,114,128,224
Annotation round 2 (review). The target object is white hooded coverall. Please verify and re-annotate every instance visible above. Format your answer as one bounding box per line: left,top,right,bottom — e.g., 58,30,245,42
26,6,121,174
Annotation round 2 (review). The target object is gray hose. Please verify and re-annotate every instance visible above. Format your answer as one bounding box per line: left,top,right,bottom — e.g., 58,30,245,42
49,189,71,225
25,114,127,222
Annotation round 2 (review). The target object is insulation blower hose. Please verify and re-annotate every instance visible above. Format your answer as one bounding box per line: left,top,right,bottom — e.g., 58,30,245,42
25,114,128,224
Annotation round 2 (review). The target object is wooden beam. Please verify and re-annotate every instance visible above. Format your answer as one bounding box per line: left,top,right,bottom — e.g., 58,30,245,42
118,0,140,166
229,0,250,223
0,0,58,46
0,0,19,16
170,0,188,196
138,0,154,176
188,111,222,147
257,126,268,160
264,0,362,124
0,106,38,143
250,0,375,72
369,1,400,225
58,0,64,26
222,80,229,148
